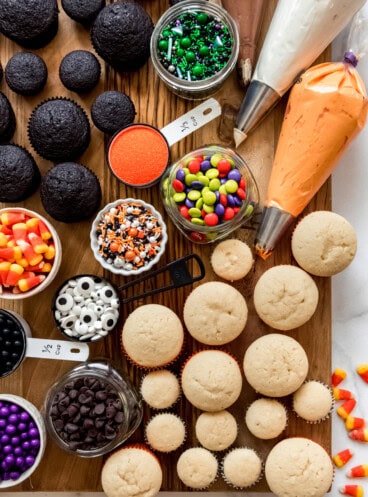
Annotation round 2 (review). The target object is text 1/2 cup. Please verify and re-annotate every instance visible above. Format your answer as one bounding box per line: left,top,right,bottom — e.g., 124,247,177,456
161,145,259,244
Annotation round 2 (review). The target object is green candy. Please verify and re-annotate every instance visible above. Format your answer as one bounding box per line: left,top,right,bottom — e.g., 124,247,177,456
205,168,219,179
219,184,228,195
182,167,190,175
199,45,210,56
176,48,185,57
173,192,186,203
202,190,216,205
197,176,209,186
191,218,205,225
209,178,221,191
188,190,201,201
195,198,204,210
159,40,168,51
210,153,223,167
181,37,191,48
225,179,238,193
201,186,210,195
245,204,254,216
188,207,202,218
196,12,208,24
192,64,204,76
203,203,214,213
185,51,196,62
185,173,197,186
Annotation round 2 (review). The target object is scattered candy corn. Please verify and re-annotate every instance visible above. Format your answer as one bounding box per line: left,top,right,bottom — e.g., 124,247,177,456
333,449,354,468
346,416,366,430
357,365,368,384
339,485,364,497
349,429,368,442
347,465,368,478
337,399,357,419
332,368,347,387
334,388,354,401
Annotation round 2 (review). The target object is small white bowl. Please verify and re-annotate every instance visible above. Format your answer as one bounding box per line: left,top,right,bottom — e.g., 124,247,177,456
90,198,168,276
0,208,62,300
0,394,46,488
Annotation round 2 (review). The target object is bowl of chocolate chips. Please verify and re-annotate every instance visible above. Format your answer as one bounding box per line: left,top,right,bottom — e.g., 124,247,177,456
44,359,142,457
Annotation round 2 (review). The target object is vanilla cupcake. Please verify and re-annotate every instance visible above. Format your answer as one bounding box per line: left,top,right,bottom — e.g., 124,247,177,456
183,281,248,345
182,350,242,411
265,438,334,497
222,447,262,488
293,381,333,423
121,304,184,368
145,413,186,452
140,370,180,409
195,410,238,451
177,447,218,489
101,445,162,497
245,398,287,439
243,334,308,397
211,239,254,281
253,265,319,330
291,211,357,276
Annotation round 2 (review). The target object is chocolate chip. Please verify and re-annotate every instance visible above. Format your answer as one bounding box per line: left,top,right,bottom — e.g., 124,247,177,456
93,403,105,416
83,418,94,430
69,389,79,399
70,432,81,441
80,405,90,415
54,419,64,431
95,418,105,429
78,393,93,404
113,399,122,410
87,428,98,438
106,406,117,418
114,411,124,424
64,381,75,390
65,423,79,434
59,396,70,408
95,390,107,401
72,413,81,424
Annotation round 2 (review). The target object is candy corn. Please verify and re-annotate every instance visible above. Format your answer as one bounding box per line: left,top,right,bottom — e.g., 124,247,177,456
44,243,55,260
332,368,347,387
338,399,357,419
349,429,368,442
357,365,368,384
334,388,354,401
15,239,43,266
339,485,364,497
347,465,368,478
38,219,52,240
0,232,7,247
333,449,354,468
28,232,49,254
1,212,25,226
12,222,28,241
0,261,11,285
346,416,366,430
18,275,45,292
0,246,22,261
25,217,39,234
5,263,24,286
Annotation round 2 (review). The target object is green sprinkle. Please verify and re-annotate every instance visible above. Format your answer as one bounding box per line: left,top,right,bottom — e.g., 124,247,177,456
181,37,191,48
159,40,168,51
185,51,196,62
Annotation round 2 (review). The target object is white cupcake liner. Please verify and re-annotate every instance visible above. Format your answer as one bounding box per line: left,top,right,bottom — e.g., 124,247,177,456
221,446,263,489
292,379,335,424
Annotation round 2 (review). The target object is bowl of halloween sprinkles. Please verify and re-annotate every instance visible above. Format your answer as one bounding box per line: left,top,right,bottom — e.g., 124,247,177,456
90,199,168,276
150,0,239,99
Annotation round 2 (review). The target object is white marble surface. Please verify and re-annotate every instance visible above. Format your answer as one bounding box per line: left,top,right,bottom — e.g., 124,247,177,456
3,19,368,497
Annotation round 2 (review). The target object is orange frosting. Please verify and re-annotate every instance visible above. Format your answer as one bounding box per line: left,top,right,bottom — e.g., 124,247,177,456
267,62,368,217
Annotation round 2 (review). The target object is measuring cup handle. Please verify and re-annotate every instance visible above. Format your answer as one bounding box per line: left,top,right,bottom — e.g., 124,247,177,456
25,337,89,362
118,253,206,304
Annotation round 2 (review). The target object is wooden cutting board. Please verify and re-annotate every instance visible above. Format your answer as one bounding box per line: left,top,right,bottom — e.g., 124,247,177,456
0,0,331,492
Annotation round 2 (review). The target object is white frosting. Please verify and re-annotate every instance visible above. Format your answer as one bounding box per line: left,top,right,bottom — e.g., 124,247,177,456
253,0,365,94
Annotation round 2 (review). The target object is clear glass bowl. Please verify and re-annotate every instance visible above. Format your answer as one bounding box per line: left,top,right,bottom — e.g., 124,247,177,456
44,359,142,457
150,0,239,100
161,145,259,244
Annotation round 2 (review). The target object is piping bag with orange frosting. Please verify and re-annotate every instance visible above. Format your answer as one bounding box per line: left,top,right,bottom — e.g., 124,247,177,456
254,10,368,260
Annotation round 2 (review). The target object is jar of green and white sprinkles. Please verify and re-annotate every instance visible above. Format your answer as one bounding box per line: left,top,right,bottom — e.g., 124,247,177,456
150,0,239,100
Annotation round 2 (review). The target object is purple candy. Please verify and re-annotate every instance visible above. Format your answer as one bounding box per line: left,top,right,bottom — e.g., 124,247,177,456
10,471,20,480
227,169,242,182
0,434,9,444
215,204,225,217
185,198,195,209
227,194,235,207
233,196,243,207
30,439,40,449
20,432,28,440
191,181,203,190
3,445,12,454
17,422,26,431
2,472,10,480
220,178,226,184
25,455,35,467
5,424,16,435
5,455,15,465
14,447,23,456
8,414,19,424
200,160,211,172
15,457,24,468
176,168,185,182
11,436,20,446
28,428,39,438
215,191,220,201
28,421,36,429
0,406,9,416
10,405,19,413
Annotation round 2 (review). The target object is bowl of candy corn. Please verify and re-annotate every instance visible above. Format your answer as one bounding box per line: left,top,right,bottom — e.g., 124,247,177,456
0,208,62,299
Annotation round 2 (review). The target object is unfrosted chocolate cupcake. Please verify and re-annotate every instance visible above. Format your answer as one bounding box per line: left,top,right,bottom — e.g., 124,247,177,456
59,50,101,93
40,162,102,223
5,52,48,96
28,98,90,162
62,0,105,26
0,92,16,144
91,91,136,135
91,2,153,72
0,144,41,202
0,0,59,49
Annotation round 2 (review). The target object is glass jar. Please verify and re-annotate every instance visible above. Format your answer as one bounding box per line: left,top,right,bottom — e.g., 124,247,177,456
161,145,259,244
44,359,142,457
150,0,239,100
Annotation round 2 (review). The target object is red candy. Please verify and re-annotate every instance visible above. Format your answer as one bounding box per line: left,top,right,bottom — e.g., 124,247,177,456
217,159,231,175
188,159,201,173
179,206,191,220
223,207,235,220
219,194,227,206
173,179,185,192
237,188,246,200
204,213,219,226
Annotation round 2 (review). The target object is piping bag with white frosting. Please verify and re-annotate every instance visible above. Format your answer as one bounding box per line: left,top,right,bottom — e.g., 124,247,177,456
254,10,368,260
233,0,366,148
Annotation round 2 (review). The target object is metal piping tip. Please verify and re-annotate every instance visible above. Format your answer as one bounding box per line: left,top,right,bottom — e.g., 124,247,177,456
233,128,247,148
254,206,295,259
235,80,280,138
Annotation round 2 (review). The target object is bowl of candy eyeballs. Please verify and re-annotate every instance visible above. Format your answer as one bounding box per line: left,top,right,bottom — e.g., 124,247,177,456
160,145,259,243
52,274,120,343
0,208,62,299
0,394,46,488
90,198,168,277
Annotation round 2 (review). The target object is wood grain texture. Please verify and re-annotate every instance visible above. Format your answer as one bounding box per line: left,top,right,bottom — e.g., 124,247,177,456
0,0,331,492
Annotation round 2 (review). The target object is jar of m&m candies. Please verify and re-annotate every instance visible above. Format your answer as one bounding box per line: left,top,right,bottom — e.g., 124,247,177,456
0,394,46,488
161,145,259,243
150,0,239,99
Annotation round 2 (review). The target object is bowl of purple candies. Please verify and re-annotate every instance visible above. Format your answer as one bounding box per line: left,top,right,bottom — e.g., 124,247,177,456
0,394,46,488
161,145,259,243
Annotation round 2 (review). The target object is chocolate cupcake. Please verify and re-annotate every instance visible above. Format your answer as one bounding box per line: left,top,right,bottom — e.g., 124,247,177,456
91,2,153,72
40,162,101,223
5,52,48,96
59,50,101,94
0,92,16,144
28,98,90,162
0,144,41,202
91,91,136,135
0,0,59,49
0,62,3,83
62,0,105,26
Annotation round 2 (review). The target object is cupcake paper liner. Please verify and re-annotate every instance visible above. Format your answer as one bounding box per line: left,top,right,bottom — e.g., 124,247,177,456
292,379,335,424
244,397,289,440
144,412,186,453
176,447,219,490
221,446,263,489
195,410,239,452
140,369,182,410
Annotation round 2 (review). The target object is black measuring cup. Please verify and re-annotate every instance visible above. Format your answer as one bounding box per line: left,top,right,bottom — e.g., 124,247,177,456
52,253,205,342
